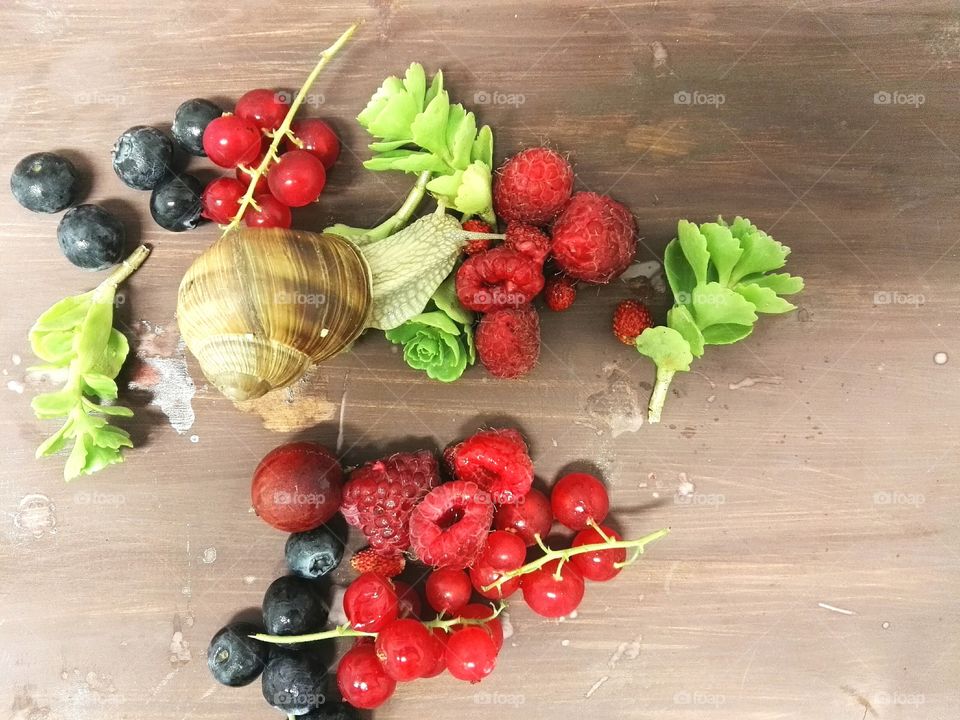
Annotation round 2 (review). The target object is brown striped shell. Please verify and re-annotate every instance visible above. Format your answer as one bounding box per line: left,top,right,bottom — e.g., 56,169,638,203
177,228,372,402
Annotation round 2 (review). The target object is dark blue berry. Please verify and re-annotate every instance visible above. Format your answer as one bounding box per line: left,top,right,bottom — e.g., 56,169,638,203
262,576,329,637
302,702,360,720
56,205,125,271
112,126,173,190
10,152,79,213
150,173,203,232
285,525,344,580
261,648,328,715
206,622,270,687
172,98,223,156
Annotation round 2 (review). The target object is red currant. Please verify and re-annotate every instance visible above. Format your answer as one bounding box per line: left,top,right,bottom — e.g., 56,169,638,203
480,530,527,569
570,524,625,581
343,573,398,632
391,581,423,619
456,604,503,651
202,115,262,168
286,118,341,169
469,564,520,600
235,88,290,131
200,177,245,224
374,618,438,682
421,628,448,678
244,193,292,229
337,640,396,709
521,558,585,618
494,487,553,545
425,568,472,615
445,626,498,683
267,150,326,207
551,473,609,530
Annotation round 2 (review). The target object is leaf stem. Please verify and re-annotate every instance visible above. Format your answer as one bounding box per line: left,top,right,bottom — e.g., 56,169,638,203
647,368,675,424
364,170,432,240
222,22,360,236
95,245,151,298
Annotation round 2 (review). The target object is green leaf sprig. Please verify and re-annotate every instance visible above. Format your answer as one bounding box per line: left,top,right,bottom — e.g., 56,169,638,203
327,62,495,242
636,217,803,423
29,245,151,480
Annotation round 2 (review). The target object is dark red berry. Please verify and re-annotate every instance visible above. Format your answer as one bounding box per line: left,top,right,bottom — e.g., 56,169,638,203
267,150,326,207
480,530,527,570
235,88,290,131
445,626,498,683
337,640,396,709
570,524,625,581
521,558,585,618
244,193,292,229
286,118,340,169
203,115,263,168
425,568,472,615
493,487,553,545
250,442,342,532
343,573,398,632
374,618,437,682
550,472,610,530
421,628,448,678
200,177,245,224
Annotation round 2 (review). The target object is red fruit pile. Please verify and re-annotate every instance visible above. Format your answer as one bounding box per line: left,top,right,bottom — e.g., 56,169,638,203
200,88,340,228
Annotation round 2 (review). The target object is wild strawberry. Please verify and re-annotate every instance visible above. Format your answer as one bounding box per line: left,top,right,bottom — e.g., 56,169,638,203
455,247,545,313
544,275,577,312
551,191,637,283
503,222,550,265
462,219,495,255
350,547,406,577
475,304,541,379
493,147,574,225
444,428,534,504
612,299,653,345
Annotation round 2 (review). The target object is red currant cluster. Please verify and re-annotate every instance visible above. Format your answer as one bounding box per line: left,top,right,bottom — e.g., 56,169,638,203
200,88,340,229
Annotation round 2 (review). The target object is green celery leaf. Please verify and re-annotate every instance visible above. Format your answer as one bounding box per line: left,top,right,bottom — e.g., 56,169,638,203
699,222,743,286
410,91,451,159
82,443,126,475
677,220,710,286
667,305,705,357
701,323,755,345
739,272,804,295
32,390,78,420
734,283,797,313
635,326,694,372
424,69,444,106
453,161,493,217
404,310,461,337
472,125,493,168
691,282,758,329
403,62,426,111
663,238,697,305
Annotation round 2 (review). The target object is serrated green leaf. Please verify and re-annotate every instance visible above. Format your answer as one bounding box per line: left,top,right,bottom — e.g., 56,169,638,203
740,272,804,295
446,105,477,170
82,373,118,400
36,421,72,457
691,282,758,329
86,401,134,417
635,326,694,373
734,283,796,313
426,171,463,200
410,90,451,159
701,323,755,345
403,62,426,111
368,139,412,153
667,305,705,358
699,222,743,286
82,443,126,475
425,70,444,106
74,297,114,374
31,390,77,419
91,329,129,378
472,125,493,168
32,292,93,332
363,82,421,141
63,433,90,481
465,323,476,365
728,219,790,284
664,238,696,305
364,150,451,174
677,220,710,286
453,161,492,217
90,424,133,450
31,330,75,364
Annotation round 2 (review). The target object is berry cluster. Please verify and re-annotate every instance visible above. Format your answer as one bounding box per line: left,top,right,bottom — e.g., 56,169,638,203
454,147,641,379
212,429,667,715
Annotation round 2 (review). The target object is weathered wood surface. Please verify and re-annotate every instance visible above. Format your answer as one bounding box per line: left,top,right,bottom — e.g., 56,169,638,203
1,1,958,719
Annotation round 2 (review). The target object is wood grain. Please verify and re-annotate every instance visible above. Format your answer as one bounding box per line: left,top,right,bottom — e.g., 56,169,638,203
1,1,958,719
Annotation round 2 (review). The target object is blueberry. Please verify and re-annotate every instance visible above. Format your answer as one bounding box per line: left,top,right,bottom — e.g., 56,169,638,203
172,98,223,156
57,204,125,271
150,173,203,232
207,622,270,687
285,525,345,580
10,152,80,213
261,648,328,715
263,576,330,637
112,126,173,190
302,702,360,720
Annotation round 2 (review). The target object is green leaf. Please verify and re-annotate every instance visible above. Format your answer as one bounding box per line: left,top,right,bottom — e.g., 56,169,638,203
677,220,710,286
74,297,115,373
426,171,463,201
446,105,477,170
31,330,75,364
363,150,451,174
701,323,755,345
410,90,451,159
31,292,92,331
63,433,90,481
667,305,705,358
699,222,743,286
691,282,758,330
424,69,444,106
432,275,473,326
734,283,796,314
89,424,133,450
36,421,73,457
32,390,77,420
635,326,694,373
663,238,696,304
82,373,118,400
368,139,412,153
472,125,493,168
464,323,476,365
359,77,421,141
85,400,134,417
403,62,426,111
727,217,790,284
453,162,493,217
91,329,129,378
740,272,804,295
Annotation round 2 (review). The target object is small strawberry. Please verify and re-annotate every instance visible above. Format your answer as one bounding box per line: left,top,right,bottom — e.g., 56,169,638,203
544,276,577,312
462,219,495,255
493,147,574,225
612,299,653,345
350,547,406,577
504,222,550,265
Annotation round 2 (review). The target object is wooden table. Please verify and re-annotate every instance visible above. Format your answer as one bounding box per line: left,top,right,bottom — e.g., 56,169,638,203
2,1,957,718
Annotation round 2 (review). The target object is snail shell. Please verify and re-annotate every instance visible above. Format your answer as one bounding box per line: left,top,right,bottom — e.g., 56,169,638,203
177,228,372,402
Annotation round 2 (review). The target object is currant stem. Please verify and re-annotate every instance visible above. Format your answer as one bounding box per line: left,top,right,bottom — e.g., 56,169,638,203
483,527,670,592
647,367,675,424
221,22,360,236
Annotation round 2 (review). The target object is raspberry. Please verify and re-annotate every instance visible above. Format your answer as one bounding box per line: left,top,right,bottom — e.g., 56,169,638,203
462,219,495,255
350,547,406,577
544,275,577,312
551,192,637,283
475,304,540,379
503,222,550,265
340,451,439,556
455,247,545,313
408,481,495,568
612,299,653,345
444,428,534,504
493,147,574,225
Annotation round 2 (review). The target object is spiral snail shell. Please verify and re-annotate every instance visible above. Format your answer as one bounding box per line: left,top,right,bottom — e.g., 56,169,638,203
177,228,372,402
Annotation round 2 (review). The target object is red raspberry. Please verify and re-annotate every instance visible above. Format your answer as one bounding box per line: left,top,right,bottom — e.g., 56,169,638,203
475,304,540,379
350,547,406,577
341,451,439,556
455,247,545,313
544,275,577,312
551,191,637,283
408,481,495,568
444,428,533,504
612,299,654,345
503,222,550,265
462,219,495,255
493,147,574,225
